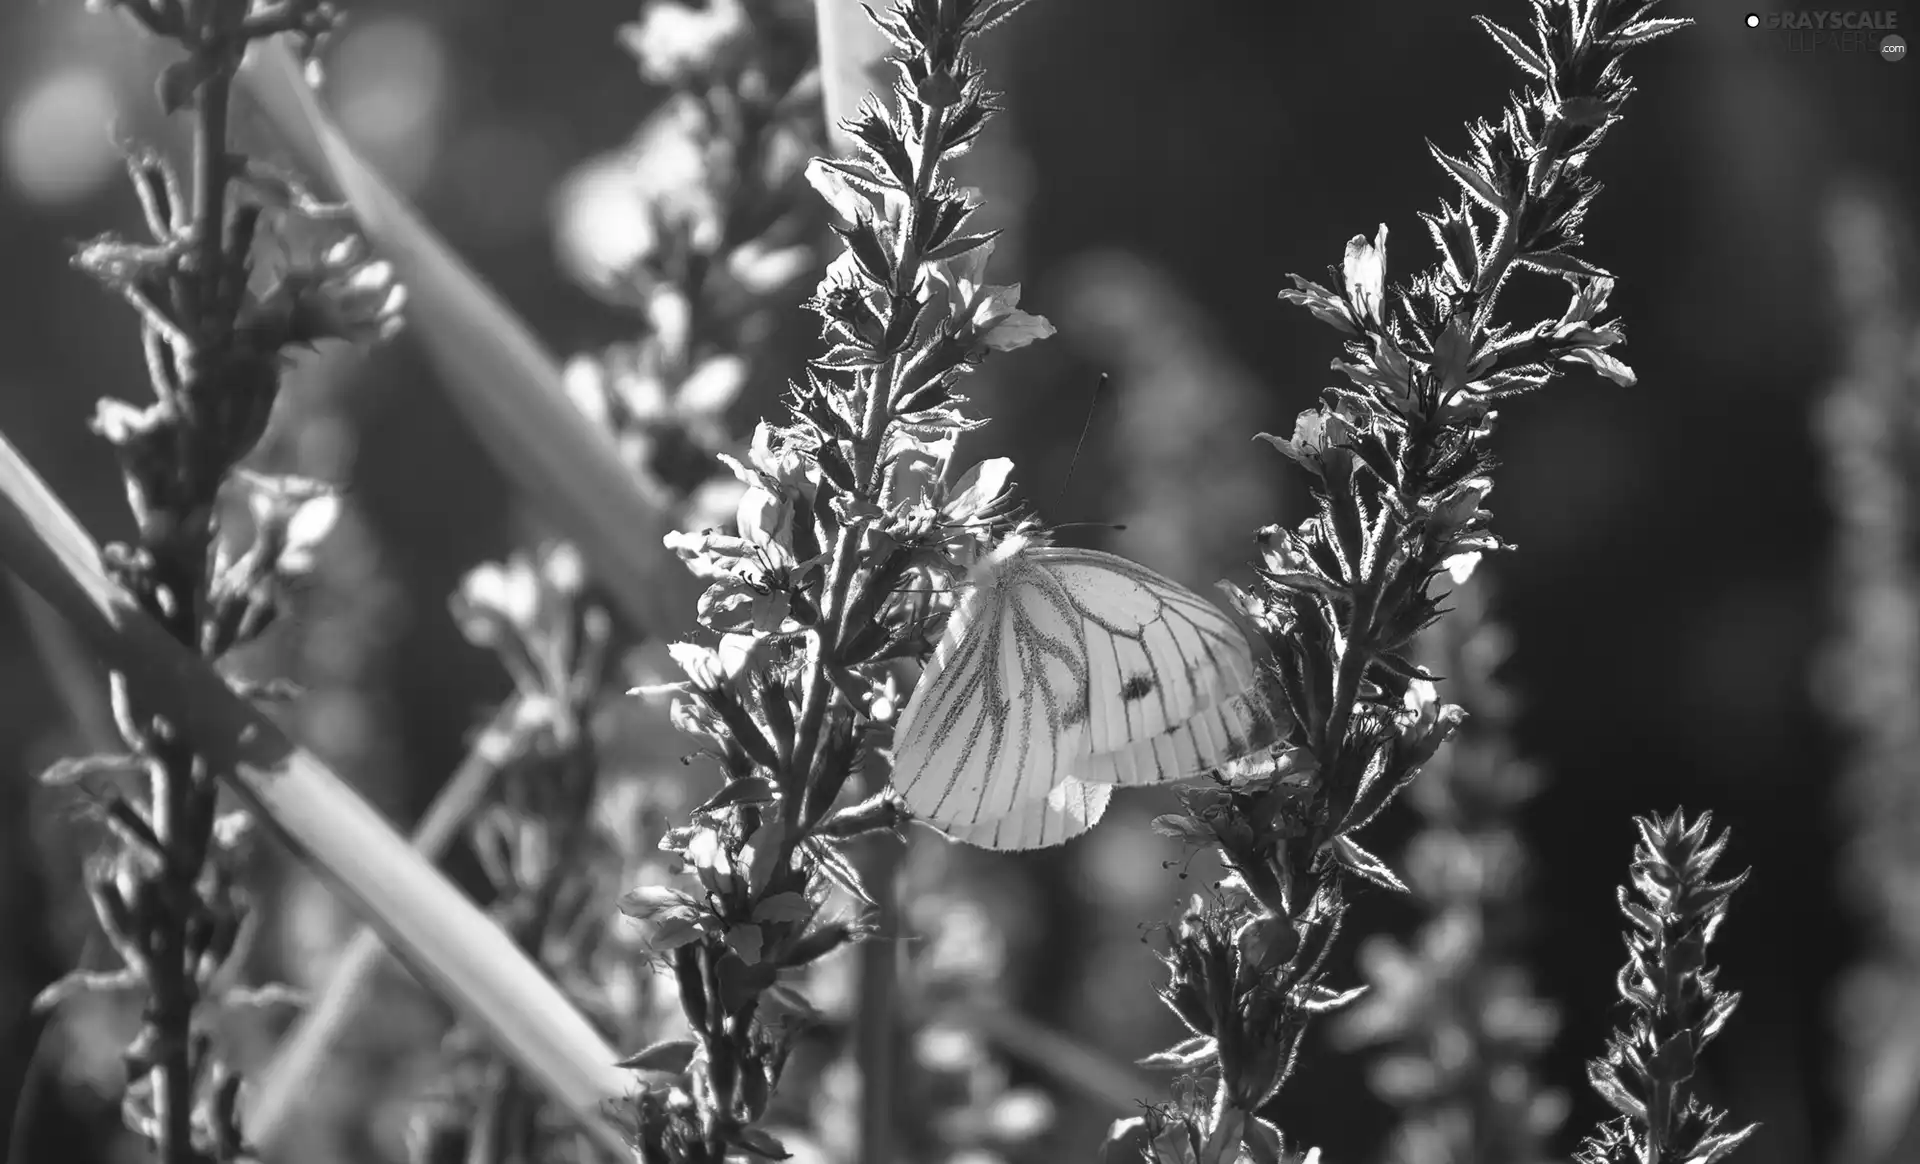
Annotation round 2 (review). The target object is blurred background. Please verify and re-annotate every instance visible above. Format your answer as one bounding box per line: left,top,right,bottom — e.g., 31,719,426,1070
1,0,1915,1162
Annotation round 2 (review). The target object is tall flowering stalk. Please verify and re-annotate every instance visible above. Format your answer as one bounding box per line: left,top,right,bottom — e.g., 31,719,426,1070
624,0,1050,1159
1332,574,1564,1164
395,4,833,1160
1575,812,1755,1164
1817,189,1920,1164
29,2,404,1162
1120,2,1688,1160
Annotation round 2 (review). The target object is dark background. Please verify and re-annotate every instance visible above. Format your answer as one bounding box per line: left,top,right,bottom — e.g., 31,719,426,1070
1,0,1914,1161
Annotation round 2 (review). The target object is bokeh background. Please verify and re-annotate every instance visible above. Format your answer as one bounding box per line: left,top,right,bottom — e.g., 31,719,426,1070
1,0,1916,1162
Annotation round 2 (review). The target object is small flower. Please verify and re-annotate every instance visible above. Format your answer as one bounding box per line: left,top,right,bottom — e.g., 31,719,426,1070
665,526,820,636
448,543,587,702
939,457,1016,529
1235,912,1302,975
617,884,709,954
619,0,752,86
1342,223,1389,330
1395,678,1462,770
720,422,824,515
804,157,895,229
926,239,1055,352
276,236,407,345
552,95,727,296
451,557,541,650
1257,408,1356,481
727,239,815,295
1430,477,1490,532
90,397,181,543
682,824,740,899
238,471,342,577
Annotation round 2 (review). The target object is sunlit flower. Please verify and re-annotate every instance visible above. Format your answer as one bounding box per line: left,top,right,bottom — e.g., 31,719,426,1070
277,235,407,344
620,0,751,86
927,239,1054,352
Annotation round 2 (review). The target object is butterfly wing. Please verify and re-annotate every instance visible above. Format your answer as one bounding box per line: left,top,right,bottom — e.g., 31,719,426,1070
890,539,1272,851
889,543,1093,844
1036,547,1273,787
942,778,1112,850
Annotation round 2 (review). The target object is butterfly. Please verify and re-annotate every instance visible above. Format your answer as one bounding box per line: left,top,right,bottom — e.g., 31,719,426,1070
887,530,1275,850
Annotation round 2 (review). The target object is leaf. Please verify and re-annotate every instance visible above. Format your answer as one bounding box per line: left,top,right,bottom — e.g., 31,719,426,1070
925,230,1001,263
963,0,1032,37
1586,1059,1646,1121
813,343,884,371
0,432,632,1158
752,892,814,924
1297,982,1368,1014
1198,1106,1248,1164
39,752,147,786
1516,249,1610,279
640,913,709,954
726,922,766,966
716,952,779,1014
1428,143,1506,214
238,42,699,639
1329,834,1408,894
833,216,896,287
700,777,779,814
1560,346,1637,387
1684,1122,1760,1164
222,983,309,1012
1241,1116,1284,1164
1608,18,1693,52
804,835,875,906
156,55,219,115
847,113,916,190
1473,16,1550,82
1558,95,1615,128
1138,1034,1215,1071
731,1124,792,1161
1150,814,1211,844
1099,1118,1151,1164
32,968,142,1012
613,1038,699,1074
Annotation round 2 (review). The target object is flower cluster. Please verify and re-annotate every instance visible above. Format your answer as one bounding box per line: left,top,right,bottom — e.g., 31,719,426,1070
1333,577,1566,1164
1575,812,1756,1164
34,3,409,1161
1121,1,1691,1159
1816,188,1920,1164
407,2,835,1155
629,1,1052,1157
554,0,825,517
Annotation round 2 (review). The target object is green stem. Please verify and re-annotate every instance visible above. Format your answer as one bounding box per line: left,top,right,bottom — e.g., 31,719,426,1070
786,93,952,833
142,26,245,1163
148,741,200,1164
191,66,234,333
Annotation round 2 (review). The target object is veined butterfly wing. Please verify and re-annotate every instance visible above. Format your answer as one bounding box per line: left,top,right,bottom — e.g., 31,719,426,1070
943,778,1111,850
889,534,1271,850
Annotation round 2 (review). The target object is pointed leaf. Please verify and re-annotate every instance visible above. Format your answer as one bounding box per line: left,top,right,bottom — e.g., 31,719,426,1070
1473,16,1550,81
613,1038,699,1073
1428,143,1506,213
39,752,147,786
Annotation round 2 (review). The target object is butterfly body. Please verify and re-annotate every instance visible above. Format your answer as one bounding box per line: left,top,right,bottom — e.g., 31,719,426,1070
889,533,1273,850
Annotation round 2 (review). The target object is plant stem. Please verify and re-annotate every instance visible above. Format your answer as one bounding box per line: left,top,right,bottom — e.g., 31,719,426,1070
192,68,234,330
789,95,951,828
143,31,243,1162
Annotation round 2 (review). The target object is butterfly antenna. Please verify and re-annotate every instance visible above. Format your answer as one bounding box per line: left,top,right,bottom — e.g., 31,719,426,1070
1057,372,1108,502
